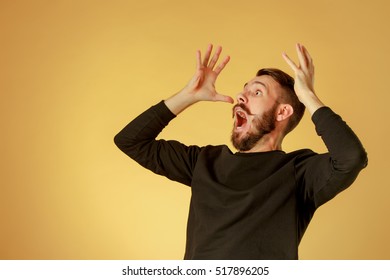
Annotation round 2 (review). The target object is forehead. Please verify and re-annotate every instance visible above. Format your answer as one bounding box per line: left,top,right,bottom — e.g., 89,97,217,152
245,75,278,88
245,75,283,95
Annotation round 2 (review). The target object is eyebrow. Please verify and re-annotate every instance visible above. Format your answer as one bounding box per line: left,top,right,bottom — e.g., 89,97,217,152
243,81,267,89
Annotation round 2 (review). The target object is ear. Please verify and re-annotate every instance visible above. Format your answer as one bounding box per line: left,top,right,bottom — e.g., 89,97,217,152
276,104,294,122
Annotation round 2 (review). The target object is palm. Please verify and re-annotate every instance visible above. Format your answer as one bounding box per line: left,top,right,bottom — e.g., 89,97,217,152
283,43,316,101
186,44,233,104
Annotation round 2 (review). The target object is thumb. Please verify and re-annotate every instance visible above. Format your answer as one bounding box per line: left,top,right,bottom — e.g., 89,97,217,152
214,93,234,104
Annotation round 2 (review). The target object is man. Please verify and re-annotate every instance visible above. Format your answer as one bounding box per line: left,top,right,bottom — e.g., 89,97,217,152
114,44,367,259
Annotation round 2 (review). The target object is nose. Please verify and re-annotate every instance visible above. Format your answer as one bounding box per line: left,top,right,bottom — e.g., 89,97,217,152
236,91,248,104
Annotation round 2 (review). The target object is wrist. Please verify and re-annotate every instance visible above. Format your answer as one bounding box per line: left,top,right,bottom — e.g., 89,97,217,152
299,91,325,116
164,89,198,115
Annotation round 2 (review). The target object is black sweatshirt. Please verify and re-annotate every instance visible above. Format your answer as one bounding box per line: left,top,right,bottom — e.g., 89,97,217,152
114,101,367,259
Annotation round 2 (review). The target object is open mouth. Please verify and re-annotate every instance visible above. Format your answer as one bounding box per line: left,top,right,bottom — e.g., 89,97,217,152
234,109,248,129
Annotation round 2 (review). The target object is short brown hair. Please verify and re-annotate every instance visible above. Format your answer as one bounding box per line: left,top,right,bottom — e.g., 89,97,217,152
256,68,305,135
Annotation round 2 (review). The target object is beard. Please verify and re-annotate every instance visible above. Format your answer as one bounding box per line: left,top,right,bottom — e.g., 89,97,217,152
231,103,278,152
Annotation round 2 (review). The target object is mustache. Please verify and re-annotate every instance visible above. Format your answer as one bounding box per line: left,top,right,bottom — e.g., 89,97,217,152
232,103,254,117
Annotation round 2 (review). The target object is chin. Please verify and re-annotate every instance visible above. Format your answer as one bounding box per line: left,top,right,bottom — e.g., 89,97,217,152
231,131,255,152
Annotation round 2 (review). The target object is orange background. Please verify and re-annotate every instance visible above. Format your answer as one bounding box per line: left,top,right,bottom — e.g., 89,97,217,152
1,0,389,259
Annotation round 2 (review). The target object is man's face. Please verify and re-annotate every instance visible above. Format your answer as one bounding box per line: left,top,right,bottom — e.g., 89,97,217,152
231,75,282,152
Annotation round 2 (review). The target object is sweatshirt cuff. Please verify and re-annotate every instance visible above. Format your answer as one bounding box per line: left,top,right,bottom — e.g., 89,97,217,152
153,100,177,124
311,106,334,123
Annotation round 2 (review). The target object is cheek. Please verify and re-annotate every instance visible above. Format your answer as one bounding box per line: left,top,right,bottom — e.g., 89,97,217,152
248,99,271,115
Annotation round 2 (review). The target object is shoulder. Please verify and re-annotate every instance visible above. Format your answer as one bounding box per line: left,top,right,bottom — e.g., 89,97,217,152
200,144,231,154
285,149,327,171
196,145,235,161
285,149,318,160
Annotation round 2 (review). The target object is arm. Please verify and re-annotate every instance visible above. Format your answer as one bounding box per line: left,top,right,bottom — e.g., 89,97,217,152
114,45,233,185
283,44,368,207
165,44,234,115
300,107,368,208
114,101,201,186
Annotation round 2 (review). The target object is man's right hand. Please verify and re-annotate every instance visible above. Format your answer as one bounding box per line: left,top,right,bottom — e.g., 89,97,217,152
165,44,234,115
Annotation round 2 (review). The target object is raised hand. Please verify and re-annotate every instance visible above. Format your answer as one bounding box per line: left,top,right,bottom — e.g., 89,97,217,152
165,44,234,115
282,43,315,100
282,43,324,115
185,44,234,103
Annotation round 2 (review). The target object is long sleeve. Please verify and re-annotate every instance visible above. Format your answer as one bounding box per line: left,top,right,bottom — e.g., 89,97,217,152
297,107,368,209
114,101,201,186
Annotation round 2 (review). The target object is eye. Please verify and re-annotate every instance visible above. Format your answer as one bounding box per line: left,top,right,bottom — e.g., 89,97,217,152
255,90,263,96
